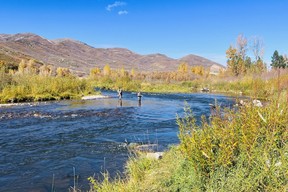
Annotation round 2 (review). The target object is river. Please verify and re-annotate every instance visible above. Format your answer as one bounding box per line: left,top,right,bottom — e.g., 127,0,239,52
0,91,235,191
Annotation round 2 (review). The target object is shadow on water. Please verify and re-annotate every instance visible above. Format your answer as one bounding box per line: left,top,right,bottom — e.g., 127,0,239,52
0,91,235,191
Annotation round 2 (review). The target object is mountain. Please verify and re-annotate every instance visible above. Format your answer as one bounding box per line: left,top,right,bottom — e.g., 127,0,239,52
0,33,225,75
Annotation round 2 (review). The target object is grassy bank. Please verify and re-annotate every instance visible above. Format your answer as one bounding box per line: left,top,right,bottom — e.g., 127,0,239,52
89,69,288,99
0,74,96,103
88,95,288,191
1,64,288,103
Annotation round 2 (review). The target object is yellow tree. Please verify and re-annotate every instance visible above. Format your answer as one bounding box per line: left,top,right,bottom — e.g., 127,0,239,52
56,67,71,77
18,59,26,74
178,62,189,73
103,64,111,76
191,65,204,76
90,67,101,77
130,68,136,77
39,64,54,76
226,46,240,76
120,67,126,77
238,58,246,74
25,59,38,74
227,34,254,76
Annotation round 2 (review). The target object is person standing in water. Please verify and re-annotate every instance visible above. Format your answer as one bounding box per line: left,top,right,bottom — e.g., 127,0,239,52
117,89,123,100
137,92,142,101
137,92,142,106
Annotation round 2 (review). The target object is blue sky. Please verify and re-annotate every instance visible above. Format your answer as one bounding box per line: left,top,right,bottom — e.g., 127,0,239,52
0,0,287,66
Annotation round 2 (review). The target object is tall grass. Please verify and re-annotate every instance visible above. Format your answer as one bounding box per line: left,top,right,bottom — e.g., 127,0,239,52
0,74,95,103
88,97,288,191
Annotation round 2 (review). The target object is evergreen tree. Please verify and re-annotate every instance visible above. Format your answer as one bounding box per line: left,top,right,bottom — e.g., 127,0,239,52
271,50,286,69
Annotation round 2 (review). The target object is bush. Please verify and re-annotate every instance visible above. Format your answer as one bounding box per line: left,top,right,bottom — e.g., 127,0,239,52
177,101,288,191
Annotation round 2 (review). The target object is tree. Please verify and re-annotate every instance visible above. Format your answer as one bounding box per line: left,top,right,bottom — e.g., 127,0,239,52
238,58,247,74
178,62,189,73
56,67,71,77
249,37,266,74
90,67,101,77
18,59,26,74
103,64,111,76
191,65,204,76
254,59,266,73
120,67,127,77
251,36,264,61
0,65,13,91
226,46,240,75
271,50,286,69
236,34,248,60
39,64,54,76
226,34,264,76
130,68,136,77
26,59,38,74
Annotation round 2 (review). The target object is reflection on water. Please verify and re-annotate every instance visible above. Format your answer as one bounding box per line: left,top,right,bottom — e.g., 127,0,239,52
0,91,234,191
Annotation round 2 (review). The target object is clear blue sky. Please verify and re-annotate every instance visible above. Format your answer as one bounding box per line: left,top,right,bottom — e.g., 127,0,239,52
0,0,287,65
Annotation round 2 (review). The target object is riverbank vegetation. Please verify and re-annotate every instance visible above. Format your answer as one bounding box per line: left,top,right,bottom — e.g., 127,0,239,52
2,61,287,103
88,91,288,192
0,60,95,103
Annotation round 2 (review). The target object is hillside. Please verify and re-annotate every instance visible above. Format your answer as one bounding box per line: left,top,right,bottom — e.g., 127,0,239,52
0,33,225,75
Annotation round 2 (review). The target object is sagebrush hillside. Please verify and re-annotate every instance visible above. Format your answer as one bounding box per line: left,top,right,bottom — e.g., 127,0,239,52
0,33,225,75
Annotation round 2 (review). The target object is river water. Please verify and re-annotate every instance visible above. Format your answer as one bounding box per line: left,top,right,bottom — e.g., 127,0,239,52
0,91,234,191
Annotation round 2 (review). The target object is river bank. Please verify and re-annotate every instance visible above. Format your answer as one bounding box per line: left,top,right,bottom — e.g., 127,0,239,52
88,94,288,191
2,70,286,104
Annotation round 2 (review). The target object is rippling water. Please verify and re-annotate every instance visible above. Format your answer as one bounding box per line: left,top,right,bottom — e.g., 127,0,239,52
0,91,234,191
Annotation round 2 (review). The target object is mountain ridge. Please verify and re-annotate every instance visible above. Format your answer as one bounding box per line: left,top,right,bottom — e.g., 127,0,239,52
0,33,225,75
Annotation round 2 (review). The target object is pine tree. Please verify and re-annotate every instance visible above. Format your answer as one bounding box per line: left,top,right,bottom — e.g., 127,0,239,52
271,50,286,69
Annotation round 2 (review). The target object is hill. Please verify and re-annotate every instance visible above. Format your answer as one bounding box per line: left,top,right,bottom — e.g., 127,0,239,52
0,33,225,75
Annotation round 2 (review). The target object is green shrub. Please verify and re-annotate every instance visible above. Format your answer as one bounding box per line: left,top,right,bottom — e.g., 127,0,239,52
177,101,288,191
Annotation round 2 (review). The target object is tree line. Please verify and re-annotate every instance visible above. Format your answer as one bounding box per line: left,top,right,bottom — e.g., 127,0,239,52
226,34,288,76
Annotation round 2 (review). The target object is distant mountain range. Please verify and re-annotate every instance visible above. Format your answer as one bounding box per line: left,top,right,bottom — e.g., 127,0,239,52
0,33,225,75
